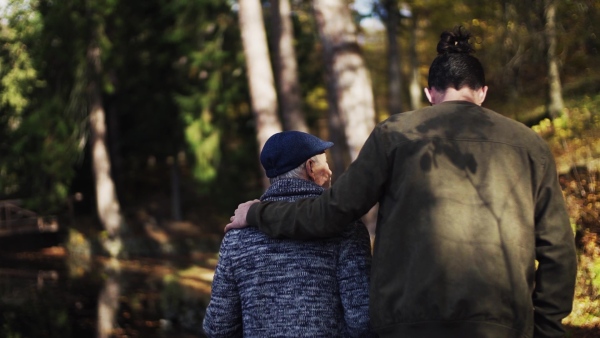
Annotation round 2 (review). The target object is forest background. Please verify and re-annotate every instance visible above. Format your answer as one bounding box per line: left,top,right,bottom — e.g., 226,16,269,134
0,0,599,334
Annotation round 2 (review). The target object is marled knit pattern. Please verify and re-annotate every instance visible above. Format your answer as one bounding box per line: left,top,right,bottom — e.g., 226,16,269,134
203,179,374,338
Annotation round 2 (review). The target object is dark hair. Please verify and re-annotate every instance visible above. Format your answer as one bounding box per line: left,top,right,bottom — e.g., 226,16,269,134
427,27,485,91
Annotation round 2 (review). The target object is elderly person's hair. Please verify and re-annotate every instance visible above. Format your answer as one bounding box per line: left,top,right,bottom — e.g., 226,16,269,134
270,154,321,184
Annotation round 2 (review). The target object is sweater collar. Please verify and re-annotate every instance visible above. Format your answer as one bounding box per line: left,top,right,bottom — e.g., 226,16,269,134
260,178,324,202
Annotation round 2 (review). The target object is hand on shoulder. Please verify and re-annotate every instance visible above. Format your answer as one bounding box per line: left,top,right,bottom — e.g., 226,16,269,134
224,199,260,232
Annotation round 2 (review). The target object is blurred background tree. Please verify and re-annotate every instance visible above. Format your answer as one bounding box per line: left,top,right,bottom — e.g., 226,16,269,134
238,0,283,189
269,0,309,133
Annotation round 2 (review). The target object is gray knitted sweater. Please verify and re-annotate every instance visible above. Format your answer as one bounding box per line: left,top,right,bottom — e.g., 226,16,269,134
203,178,374,337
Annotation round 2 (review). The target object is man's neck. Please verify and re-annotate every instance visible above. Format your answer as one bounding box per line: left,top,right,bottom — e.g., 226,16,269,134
426,86,488,106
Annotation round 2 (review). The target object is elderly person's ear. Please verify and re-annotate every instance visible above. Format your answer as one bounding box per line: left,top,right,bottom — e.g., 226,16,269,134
306,154,332,188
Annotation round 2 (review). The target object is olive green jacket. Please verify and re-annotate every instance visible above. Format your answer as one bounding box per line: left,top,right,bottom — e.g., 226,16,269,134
247,101,577,338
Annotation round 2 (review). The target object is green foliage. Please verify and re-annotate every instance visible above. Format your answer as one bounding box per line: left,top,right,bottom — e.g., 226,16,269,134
0,0,82,212
0,27,42,114
182,109,221,183
168,0,231,185
0,0,255,213
0,1,43,194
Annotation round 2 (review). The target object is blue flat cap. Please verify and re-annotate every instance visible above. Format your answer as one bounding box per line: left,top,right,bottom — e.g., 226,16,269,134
260,131,334,178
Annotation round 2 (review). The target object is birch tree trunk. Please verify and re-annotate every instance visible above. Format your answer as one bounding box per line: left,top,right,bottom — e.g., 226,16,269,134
313,0,376,162
87,41,124,258
384,0,403,114
544,0,565,119
97,266,121,338
271,0,308,132
239,0,283,188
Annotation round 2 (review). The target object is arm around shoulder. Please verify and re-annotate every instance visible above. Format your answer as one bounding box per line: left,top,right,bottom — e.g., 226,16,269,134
246,125,390,240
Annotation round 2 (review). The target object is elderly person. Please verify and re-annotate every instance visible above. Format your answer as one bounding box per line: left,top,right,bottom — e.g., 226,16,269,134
203,131,374,338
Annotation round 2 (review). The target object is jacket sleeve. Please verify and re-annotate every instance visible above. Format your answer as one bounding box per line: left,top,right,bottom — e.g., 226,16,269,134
247,125,389,239
337,223,377,337
203,234,243,338
532,149,577,337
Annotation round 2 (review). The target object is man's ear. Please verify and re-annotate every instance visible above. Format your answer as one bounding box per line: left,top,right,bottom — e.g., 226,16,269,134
476,86,488,105
424,87,434,104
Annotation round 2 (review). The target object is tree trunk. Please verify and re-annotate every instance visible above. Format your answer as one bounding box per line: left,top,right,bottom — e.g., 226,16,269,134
312,0,376,162
271,0,308,132
313,0,377,234
544,0,565,119
325,69,349,180
97,265,120,338
107,95,123,196
384,0,403,114
239,0,283,188
87,41,123,257
409,15,422,110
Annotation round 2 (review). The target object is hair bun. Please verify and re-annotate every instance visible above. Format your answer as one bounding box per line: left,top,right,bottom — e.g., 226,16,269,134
437,27,474,55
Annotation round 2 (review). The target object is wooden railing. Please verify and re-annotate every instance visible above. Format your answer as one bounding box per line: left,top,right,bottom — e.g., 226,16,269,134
0,200,59,237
